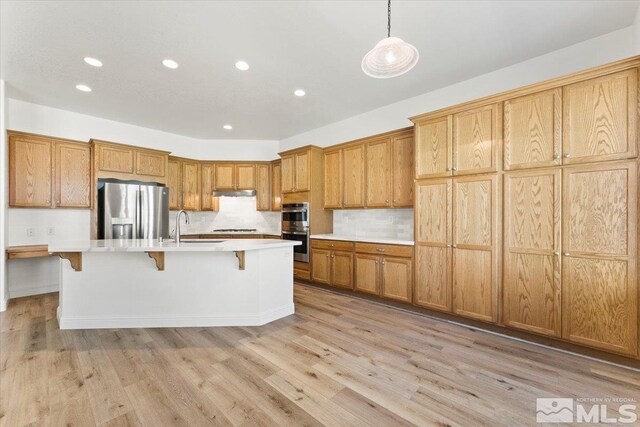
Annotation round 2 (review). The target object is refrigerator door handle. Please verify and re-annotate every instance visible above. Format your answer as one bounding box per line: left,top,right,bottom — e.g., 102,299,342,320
135,189,142,239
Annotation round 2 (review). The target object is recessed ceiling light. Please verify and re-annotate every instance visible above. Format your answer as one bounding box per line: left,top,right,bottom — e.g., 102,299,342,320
294,89,306,97
84,57,103,67
75,84,92,92
235,61,250,71
223,124,233,130
162,59,179,69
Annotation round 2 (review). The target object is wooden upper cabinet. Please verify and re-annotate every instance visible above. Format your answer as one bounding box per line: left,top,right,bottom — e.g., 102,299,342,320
167,157,182,210
562,161,637,355
391,132,414,207
54,142,91,208
236,164,256,190
563,69,638,164
503,169,561,337
504,89,562,170
294,152,310,192
452,174,499,323
9,134,53,207
342,144,365,208
414,179,452,312
136,150,166,177
415,116,452,179
200,163,216,211
182,161,200,211
256,164,270,211
214,164,235,190
271,161,282,211
280,154,295,193
96,144,134,174
452,103,501,175
366,138,392,207
324,149,343,209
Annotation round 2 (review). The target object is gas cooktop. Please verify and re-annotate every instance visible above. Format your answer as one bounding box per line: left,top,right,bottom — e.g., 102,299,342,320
212,228,258,233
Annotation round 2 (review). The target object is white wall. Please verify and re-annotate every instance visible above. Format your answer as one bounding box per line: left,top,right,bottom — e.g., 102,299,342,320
634,7,640,53
280,27,635,151
1,80,8,311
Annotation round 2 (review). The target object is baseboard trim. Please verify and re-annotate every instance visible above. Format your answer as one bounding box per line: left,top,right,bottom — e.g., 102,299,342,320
58,303,295,329
0,295,8,312
9,284,59,299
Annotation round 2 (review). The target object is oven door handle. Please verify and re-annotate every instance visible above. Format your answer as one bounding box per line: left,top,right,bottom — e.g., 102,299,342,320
283,231,308,235
282,209,307,213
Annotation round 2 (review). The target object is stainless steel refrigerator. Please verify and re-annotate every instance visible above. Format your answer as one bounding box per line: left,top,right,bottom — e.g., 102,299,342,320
97,180,169,239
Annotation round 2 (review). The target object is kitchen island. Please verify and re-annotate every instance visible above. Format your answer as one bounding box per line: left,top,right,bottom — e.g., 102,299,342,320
48,239,300,329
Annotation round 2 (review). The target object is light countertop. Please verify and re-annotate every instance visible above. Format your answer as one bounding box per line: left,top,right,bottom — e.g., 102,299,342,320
310,234,414,246
48,239,300,253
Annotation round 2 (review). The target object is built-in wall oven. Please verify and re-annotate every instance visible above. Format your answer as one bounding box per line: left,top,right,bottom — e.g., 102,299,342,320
282,203,310,263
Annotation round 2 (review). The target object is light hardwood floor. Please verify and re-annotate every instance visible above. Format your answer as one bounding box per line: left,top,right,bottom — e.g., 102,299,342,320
1,284,639,426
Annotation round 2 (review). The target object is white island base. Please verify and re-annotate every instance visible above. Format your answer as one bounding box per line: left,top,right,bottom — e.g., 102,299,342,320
52,240,297,329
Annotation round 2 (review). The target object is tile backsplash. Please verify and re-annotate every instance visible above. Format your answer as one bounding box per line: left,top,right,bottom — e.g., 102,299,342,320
169,196,281,236
332,209,413,241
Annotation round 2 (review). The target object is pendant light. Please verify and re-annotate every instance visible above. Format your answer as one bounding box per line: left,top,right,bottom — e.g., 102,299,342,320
361,0,419,79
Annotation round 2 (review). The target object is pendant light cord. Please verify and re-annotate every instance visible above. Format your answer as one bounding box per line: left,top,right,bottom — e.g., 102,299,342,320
387,0,391,37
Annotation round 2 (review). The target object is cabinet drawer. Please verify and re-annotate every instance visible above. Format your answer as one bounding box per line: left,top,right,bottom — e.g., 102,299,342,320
355,242,413,258
294,267,311,281
311,239,354,251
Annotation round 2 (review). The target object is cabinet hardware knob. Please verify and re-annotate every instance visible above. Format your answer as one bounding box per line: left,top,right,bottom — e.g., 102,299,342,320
563,252,570,256
554,154,560,160
553,251,560,256
446,167,451,171
375,261,378,264
382,262,385,265
446,244,452,248
451,167,457,172
563,154,571,158
452,244,457,248
386,200,389,203
326,254,329,258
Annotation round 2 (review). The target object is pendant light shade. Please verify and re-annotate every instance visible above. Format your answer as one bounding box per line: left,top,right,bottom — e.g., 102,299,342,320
361,36,419,79
362,0,419,79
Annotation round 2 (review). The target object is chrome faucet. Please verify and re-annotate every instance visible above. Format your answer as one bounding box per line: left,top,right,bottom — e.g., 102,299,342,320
175,210,190,242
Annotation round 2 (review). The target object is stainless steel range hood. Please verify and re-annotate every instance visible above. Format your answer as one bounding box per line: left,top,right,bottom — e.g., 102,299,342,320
211,190,256,197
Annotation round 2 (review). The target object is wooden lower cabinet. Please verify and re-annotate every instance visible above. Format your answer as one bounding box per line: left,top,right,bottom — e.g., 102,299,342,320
561,161,638,356
414,245,451,311
311,248,352,289
355,254,380,295
381,257,412,302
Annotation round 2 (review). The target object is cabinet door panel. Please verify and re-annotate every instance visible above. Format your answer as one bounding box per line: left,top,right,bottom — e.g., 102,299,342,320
415,179,450,244
503,169,561,337
55,142,91,208
414,246,451,311
324,150,343,208
200,163,216,211
562,162,637,355
452,248,495,322
452,174,498,323
167,158,182,210
563,69,637,164
343,144,365,208
453,104,500,174
415,116,451,178
98,145,134,173
312,249,331,285
256,164,270,211
10,136,52,207
366,138,392,207
214,164,235,190
355,254,379,295
392,133,414,207
281,155,295,193
272,162,282,211
381,257,412,302
236,164,256,190
136,151,166,177
295,152,310,192
504,89,562,170
182,161,200,211
331,251,353,289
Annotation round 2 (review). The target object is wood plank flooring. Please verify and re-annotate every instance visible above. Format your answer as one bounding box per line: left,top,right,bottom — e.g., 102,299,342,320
1,284,639,426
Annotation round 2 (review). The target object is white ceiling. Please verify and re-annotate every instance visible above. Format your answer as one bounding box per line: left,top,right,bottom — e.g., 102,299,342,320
1,1,638,140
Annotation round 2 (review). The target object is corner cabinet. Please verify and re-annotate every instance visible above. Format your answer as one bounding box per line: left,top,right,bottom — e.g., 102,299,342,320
9,131,91,208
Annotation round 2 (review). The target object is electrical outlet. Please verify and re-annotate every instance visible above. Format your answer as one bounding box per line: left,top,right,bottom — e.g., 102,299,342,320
48,227,55,236
26,227,35,237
